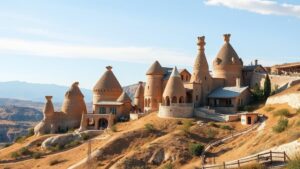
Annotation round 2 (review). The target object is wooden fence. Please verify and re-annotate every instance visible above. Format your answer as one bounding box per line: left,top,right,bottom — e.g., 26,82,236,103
202,151,290,169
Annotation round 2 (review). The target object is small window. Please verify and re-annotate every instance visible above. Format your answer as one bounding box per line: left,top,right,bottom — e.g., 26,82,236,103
110,107,117,114
99,107,106,114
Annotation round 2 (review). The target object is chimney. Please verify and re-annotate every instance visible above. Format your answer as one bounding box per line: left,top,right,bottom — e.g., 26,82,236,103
255,59,258,66
106,66,112,71
197,36,206,51
223,34,231,43
236,78,241,88
45,96,53,101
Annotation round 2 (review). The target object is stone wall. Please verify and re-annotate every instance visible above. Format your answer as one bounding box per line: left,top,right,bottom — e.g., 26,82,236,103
266,93,300,109
158,104,193,118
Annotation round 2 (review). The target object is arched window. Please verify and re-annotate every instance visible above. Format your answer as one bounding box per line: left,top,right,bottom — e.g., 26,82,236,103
172,96,177,103
148,98,151,107
145,99,148,107
166,96,170,106
179,96,184,103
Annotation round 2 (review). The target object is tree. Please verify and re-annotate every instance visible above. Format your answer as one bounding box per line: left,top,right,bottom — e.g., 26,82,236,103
264,74,271,98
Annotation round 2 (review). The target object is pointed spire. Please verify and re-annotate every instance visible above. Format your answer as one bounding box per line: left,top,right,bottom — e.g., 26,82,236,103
146,61,164,75
170,66,180,78
117,91,131,102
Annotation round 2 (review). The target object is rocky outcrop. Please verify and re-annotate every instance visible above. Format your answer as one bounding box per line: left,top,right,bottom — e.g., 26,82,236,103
266,93,300,109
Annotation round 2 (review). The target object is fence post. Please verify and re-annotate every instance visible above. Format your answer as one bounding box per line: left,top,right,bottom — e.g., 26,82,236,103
257,154,259,162
270,151,273,164
284,151,286,162
223,162,226,169
237,160,240,168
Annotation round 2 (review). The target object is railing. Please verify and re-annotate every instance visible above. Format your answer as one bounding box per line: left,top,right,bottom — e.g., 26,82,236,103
159,103,194,107
202,151,290,169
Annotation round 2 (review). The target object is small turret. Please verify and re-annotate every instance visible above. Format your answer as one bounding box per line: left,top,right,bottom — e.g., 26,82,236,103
144,61,164,112
134,81,144,112
163,67,186,105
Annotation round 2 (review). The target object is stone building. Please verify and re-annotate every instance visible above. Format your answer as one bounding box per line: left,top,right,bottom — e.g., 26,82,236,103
34,82,87,135
80,66,132,130
149,34,255,117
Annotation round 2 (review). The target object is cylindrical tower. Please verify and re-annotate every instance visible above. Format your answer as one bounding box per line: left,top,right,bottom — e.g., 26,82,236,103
133,81,144,112
213,34,243,86
93,66,123,108
144,61,164,112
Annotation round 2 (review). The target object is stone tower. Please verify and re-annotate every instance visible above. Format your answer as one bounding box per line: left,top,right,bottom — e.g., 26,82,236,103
34,96,56,135
213,34,243,86
93,66,123,110
61,82,87,129
134,81,144,112
144,61,164,112
190,36,212,106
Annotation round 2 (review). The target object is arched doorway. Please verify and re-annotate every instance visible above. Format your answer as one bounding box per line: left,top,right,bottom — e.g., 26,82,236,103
98,118,108,130
179,96,184,103
165,96,170,106
172,96,177,103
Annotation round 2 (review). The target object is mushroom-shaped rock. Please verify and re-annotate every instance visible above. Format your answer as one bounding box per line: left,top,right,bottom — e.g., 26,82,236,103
93,66,123,103
61,82,87,128
163,67,186,104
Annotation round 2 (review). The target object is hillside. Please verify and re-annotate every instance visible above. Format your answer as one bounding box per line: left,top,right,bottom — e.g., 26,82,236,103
0,112,247,169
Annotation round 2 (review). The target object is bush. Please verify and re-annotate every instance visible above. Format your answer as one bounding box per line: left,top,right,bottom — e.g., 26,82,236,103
10,152,20,159
32,152,42,159
80,133,89,140
181,120,193,133
205,128,218,139
273,109,291,118
220,125,233,130
27,128,34,137
19,147,32,156
264,107,275,112
188,143,204,156
111,125,117,132
65,140,81,148
14,136,26,143
273,118,289,133
48,144,64,152
144,123,155,132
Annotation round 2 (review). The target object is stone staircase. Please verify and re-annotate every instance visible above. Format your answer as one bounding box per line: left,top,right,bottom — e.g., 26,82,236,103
194,107,227,122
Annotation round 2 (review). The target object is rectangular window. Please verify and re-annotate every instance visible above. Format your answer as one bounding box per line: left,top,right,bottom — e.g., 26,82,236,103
110,107,117,114
99,107,106,114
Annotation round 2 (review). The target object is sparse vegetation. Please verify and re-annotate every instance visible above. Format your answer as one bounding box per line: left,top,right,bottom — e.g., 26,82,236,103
65,140,81,148
188,143,204,156
263,74,271,99
144,123,155,132
264,106,275,112
111,125,117,132
80,133,89,140
181,119,193,133
220,125,233,130
273,108,291,118
287,154,300,169
49,159,64,166
273,118,289,133
204,128,218,139
32,152,42,159
10,152,20,159
162,162,174,169
208,122,218,128
296,109,300,115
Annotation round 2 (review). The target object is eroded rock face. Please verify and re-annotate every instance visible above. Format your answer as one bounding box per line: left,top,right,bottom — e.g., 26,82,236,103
41,133,81,149
148,148,165,165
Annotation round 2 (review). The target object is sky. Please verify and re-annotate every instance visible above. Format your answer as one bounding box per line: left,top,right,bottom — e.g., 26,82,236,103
0,0,299,89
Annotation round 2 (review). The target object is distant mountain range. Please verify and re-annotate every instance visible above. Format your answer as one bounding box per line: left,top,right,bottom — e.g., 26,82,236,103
0,81,93,103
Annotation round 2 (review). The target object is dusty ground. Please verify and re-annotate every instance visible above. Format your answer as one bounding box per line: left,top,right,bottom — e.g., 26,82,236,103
0,112,247,169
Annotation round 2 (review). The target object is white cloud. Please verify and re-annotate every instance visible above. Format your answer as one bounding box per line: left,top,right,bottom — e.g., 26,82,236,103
0,38,193,66
205,0,300,17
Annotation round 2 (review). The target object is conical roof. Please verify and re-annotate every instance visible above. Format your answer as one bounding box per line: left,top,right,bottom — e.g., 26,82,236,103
134,81,144,98
65,82,84,98
117,91,131,102
163,67,186,98
146,61,164,75
214,34,242,66
93,66,123,92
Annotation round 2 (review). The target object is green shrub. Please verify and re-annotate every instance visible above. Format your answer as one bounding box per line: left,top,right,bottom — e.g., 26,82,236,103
48,144,64,152
273,118,289,133
111,125,117,132
220,125,233,130
32,152,42,159
19,147,32,156
144,123,155,132
264,107,275,112
10,152,20,159
181,120,193,133
65,140,81,148
273,109,291,117
188,143,204,156
80,133,89,140
27,128,34,137
14,136,26,143
205,128,218,139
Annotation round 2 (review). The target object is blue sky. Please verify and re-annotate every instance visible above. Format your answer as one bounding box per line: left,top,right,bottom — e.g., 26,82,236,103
0,0,299,89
